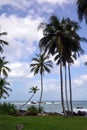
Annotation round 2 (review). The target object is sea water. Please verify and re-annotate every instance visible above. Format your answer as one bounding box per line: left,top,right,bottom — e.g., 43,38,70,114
9,100,87,113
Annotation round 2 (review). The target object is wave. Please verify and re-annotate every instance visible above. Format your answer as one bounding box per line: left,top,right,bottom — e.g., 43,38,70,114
73,108,87,113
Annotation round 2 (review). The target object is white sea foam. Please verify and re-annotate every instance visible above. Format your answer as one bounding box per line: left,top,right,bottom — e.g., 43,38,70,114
27,102,31,105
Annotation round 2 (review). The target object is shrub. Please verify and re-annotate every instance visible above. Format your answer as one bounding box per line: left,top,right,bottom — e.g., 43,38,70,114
27,106,38,116
38,107,44,113
0,102,17,115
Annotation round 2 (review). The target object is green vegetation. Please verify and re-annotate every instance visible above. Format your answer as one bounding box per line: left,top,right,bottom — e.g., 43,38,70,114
19,86,39,110
0,31,11,100
0,57,11,77
0,32,8,53
77,0,87,23
0,114,87,130
0,78,12,99
0,103,17,115
30,54,53,109
39,15,86,116
0,1,87,122
77,0,87,65
27,106,38,116
27,106,43,115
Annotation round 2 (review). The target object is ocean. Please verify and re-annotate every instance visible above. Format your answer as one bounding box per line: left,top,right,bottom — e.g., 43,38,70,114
8,100,87,114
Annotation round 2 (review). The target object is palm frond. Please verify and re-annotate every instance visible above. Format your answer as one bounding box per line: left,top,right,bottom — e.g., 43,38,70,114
77,0,87,23
0,32,7,36
44,66,51,73
0,40,8,45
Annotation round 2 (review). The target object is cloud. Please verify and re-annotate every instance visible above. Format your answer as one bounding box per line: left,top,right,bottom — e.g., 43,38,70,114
0,0,76,18
0,0,76,8
0,0,87,101
73,74,87,87
74,55,87,67
40,78,60,92
0,14,43,61
0,0,31,10
8,62,34,78
37,0,76,5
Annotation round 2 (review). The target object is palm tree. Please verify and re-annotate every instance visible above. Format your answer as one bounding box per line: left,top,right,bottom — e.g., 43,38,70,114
39,16,67,115
30,53,53,109
77,0,87,64
77,0,87,23
54,53,70,112
0,78,12,99
0,57,11,77
0,32,8,53
19,86,39,110
39,15,86,115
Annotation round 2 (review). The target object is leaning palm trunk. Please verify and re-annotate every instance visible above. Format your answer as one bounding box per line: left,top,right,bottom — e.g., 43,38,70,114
68,63,73,115
60,62,66,116
65,64,69,112
39,73,43,109
19,93,34,110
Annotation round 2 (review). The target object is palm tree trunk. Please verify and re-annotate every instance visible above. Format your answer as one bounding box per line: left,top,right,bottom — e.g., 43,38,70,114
68,63,73,115
39,73,43,109
65,64,69,112
0,73,1,78
19,93,34,110
60,62,66,116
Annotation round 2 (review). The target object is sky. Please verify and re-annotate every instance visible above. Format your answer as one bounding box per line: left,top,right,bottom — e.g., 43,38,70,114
0,0,87,101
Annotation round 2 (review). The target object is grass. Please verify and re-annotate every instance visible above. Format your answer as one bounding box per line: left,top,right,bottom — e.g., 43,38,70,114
0,114,87,130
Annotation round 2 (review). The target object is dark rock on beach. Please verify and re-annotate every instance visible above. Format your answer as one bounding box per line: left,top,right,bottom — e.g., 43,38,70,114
15,110,27,116
77,110,87,116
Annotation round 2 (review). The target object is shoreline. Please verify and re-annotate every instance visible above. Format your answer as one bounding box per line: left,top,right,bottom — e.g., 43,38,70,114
15,108,87,117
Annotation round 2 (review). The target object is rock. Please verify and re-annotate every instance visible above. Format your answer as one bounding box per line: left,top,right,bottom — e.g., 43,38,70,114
16,124,24,130
15,110,27,116
76,107,83,109
77,110,86,116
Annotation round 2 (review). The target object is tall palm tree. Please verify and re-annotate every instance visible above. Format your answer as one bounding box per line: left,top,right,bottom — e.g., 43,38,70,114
0,32,8,53
0,57,11,77
19,86,39,110
30,53,53,109
39,16,68,115
0,78,12,99
54,53,70,112
77,0,87,23
39,15,86,115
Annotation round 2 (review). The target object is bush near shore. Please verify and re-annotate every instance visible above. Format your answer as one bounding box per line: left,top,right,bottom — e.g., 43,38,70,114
0,102,87,117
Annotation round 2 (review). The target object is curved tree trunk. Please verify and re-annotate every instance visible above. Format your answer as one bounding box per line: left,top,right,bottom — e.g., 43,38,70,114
39,73,43,109
65,64,69,112
68,63,73,115
19,93,34,110
60,62,66,116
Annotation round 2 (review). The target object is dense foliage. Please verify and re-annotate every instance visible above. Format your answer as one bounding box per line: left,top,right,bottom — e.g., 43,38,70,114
27,106,38,116
27,106,43,116
0,102,17,115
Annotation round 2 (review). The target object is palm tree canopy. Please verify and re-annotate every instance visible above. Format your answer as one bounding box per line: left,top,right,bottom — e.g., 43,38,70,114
77,0,87,23
0,57,11,77
30,53,53,75
29,86,39,94
0,32,8,53
0,78,12,99
39,16,86,62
